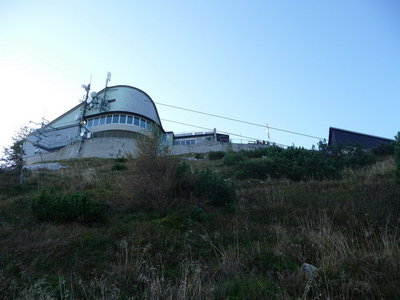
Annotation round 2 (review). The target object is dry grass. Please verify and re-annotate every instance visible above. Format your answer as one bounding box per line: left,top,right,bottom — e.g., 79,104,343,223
0,156,399,298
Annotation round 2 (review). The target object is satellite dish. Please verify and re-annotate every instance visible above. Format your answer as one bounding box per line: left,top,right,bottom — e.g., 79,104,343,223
80,128,86,137
90,91,97,98
87,97,93,104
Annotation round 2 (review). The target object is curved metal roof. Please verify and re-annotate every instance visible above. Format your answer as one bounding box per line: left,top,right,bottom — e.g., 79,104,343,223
86,85,163,128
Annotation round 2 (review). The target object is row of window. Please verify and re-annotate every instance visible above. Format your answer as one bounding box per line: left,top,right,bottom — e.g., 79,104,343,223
86,114,151,129
174,139,196,146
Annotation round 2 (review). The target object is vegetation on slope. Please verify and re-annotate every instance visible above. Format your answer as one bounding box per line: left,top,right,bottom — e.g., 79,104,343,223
0,139,399,299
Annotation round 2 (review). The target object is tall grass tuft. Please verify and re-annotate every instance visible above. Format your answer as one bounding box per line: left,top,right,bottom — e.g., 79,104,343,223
395,132,400,184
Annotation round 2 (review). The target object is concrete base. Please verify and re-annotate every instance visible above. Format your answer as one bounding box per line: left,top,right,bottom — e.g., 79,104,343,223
25,137,273,164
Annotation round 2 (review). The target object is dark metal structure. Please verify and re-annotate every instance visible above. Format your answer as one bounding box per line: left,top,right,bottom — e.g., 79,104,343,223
328,127,394,150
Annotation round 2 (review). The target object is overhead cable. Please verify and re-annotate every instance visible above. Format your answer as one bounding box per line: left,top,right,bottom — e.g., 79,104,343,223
155,101,324,140
161,118,289,148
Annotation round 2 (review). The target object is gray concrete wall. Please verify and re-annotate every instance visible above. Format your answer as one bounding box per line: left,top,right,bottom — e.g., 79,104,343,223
25,137,137,164
25,138,272,164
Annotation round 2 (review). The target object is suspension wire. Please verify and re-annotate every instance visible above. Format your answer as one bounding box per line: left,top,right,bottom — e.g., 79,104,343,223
161,118,290,148
156,101,324,140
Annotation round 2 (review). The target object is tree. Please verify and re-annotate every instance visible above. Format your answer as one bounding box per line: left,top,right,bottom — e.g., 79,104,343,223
124,128,178,212
2,126,32,184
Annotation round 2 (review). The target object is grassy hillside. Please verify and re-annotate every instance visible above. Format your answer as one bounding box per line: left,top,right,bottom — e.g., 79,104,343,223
0,148,399,299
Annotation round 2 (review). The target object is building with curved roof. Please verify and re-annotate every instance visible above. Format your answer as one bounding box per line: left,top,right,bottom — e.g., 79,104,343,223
24,83,271,164
24,85,167,160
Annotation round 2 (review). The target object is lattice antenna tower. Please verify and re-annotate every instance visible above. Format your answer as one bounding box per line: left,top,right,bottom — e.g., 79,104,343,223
78,80,91,138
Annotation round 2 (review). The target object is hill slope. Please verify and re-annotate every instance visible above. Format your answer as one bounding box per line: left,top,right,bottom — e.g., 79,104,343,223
0,154,399,299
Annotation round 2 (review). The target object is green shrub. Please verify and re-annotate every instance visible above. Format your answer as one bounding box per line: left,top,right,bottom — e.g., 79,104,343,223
0,167,19,193
216,277,280,300
31,189,105,223
115,157,128,163
251,251,297,273
208,151,225,160
244,146,283,158
194,153,204,159
223,151,247,166
111,162,128,171
173,162,194,197
172,163,235,206
232,143,376,181
153,205,207,230
318,141,376,170
235,148,339,181
371,142,395,157
194,169,236,206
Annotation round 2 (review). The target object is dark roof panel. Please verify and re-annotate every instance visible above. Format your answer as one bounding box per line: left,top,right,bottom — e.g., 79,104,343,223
328,127,394,149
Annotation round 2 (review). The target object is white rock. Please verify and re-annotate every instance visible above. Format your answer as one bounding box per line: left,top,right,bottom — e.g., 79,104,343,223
300,263,318,278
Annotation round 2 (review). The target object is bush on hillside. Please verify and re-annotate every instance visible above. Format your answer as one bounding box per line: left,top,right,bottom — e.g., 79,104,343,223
223,151,247,166
371,142,395,157
0,167,19,192
111,162,128,171
153,205,207,230
208,151,225,160
229,142,376,181
194,169,236,206
243,145,284,159
193,153,204,159
124,129,180,212
125,129,236,211
126,154,178,212
317,141,376,170
31,189,105,223
172,162,194,196
172,163,236,207
115,157,128,163
234,147,339,181
216,276,280,300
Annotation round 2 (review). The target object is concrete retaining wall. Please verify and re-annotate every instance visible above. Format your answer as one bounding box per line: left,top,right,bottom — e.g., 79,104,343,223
25,138,272,164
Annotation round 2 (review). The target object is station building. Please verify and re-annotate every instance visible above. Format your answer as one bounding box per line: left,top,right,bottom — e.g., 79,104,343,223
23,85,236,163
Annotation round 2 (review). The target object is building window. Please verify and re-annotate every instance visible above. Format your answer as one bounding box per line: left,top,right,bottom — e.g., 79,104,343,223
86,114,152,131
174,139,196,146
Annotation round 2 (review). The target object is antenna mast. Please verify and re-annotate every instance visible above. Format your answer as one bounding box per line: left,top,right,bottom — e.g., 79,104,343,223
78,82,91,139
100,72,111,111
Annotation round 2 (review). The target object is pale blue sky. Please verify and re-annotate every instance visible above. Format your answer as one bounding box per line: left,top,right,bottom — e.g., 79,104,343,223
1,0,399,150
